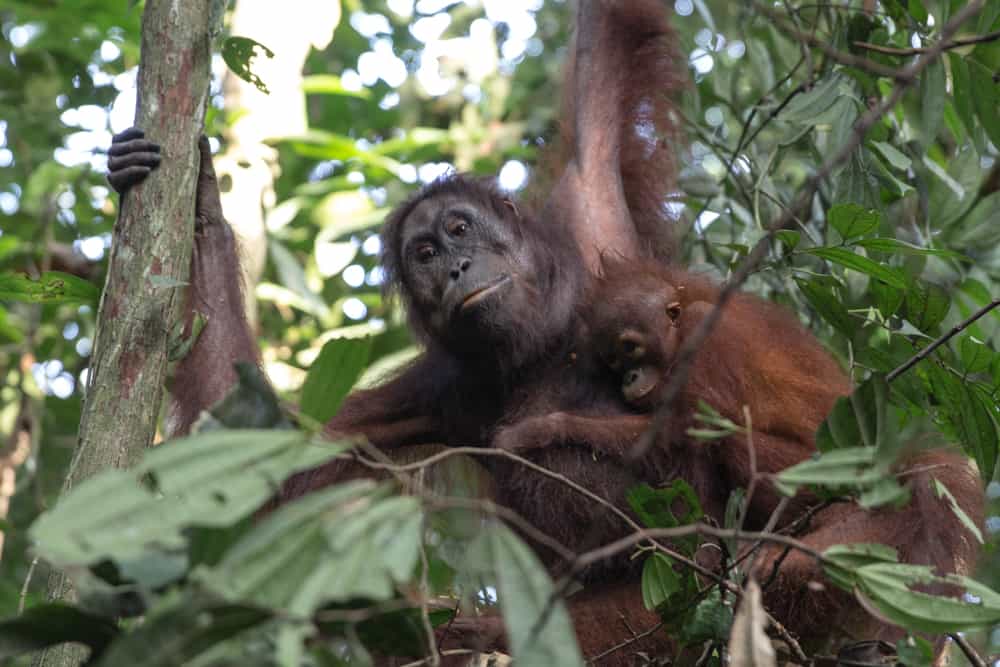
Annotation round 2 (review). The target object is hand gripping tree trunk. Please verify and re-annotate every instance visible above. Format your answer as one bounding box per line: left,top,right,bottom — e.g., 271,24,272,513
34,2,220,665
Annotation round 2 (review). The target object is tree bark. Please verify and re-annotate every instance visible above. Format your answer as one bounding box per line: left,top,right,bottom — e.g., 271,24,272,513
34,1,219,665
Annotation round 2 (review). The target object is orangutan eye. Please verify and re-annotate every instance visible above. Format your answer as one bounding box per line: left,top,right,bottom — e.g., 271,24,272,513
415,244,438,263
446,218,470,237
666,301,682,321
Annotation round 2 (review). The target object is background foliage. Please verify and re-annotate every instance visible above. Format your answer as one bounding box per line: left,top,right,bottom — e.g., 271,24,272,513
0,0,999,664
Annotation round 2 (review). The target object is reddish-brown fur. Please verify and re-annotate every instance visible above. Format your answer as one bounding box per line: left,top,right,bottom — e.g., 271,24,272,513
579,260,985,650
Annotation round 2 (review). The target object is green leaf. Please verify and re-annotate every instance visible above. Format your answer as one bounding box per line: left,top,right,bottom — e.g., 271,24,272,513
828,204,879,240
948,54,977,141
205,484,423,612
960,336,993,374
855,563,1000,633
0,271,99,305
641,553,681,610
472,524,584,666
795,277,854,337
870,141,911,170
903,280,951,332
775,447,888,496
221,36,274,94
774,230,800,251
300,336,373,424
870,279,904,318
627,481,703,530
926,366,998,482
948,192,1000,247
805,247,906,288
679,588,732,644
30,430,342,570
0,604,118,660
968,59,1000,149
815,375,901,480
779,75,848,124
918,58,945,145
933,479,984,545
95,592,270,667
896,636,935,667
855,237,965,260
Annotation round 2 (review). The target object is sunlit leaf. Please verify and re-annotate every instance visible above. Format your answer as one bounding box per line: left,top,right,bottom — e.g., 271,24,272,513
0,271,99,305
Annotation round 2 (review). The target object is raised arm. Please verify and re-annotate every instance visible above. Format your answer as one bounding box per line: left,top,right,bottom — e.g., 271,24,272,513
544,0,684,271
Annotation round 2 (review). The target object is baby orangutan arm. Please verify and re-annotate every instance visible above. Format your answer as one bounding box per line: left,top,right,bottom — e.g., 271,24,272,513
492,412,651,456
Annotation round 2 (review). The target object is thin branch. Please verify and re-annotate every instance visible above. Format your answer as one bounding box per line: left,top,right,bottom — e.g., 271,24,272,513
354,445,716,580
418,518,441,667
422,495,576,563
855,29,1000,56
887,297,1000,382
949,633,987,667
585,621,664,664
754,1,908,80
570,524,829,574
630,0,986,462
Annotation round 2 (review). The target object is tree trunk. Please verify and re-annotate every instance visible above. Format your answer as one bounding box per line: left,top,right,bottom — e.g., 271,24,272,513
34,1,219,665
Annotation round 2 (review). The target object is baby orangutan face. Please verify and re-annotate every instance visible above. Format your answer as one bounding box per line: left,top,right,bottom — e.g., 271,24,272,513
587,281,685,410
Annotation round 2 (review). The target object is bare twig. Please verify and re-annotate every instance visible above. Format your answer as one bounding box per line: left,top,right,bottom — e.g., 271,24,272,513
586,621,664,664
570,524,828,574
736,407,758,532
949,633,987,667
422,495,575,563
887,297,1000,382
855,29,1000,56
754,1,907,80
631,0,986,461
353,445,715,580
418,518,441,667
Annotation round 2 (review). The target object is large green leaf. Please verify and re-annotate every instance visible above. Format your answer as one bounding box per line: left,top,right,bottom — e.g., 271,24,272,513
300,336,373,424
775,447,888,496
0,271,99,305
468,524,584,667
805,247,906,288
855,563,1000,633
204,483,423,612
30,430,343,572
927,366,998,482
917,58,946,145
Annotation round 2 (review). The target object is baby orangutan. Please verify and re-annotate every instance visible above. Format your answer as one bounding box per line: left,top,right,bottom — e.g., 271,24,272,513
585,257,854,498
494,257,851,524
